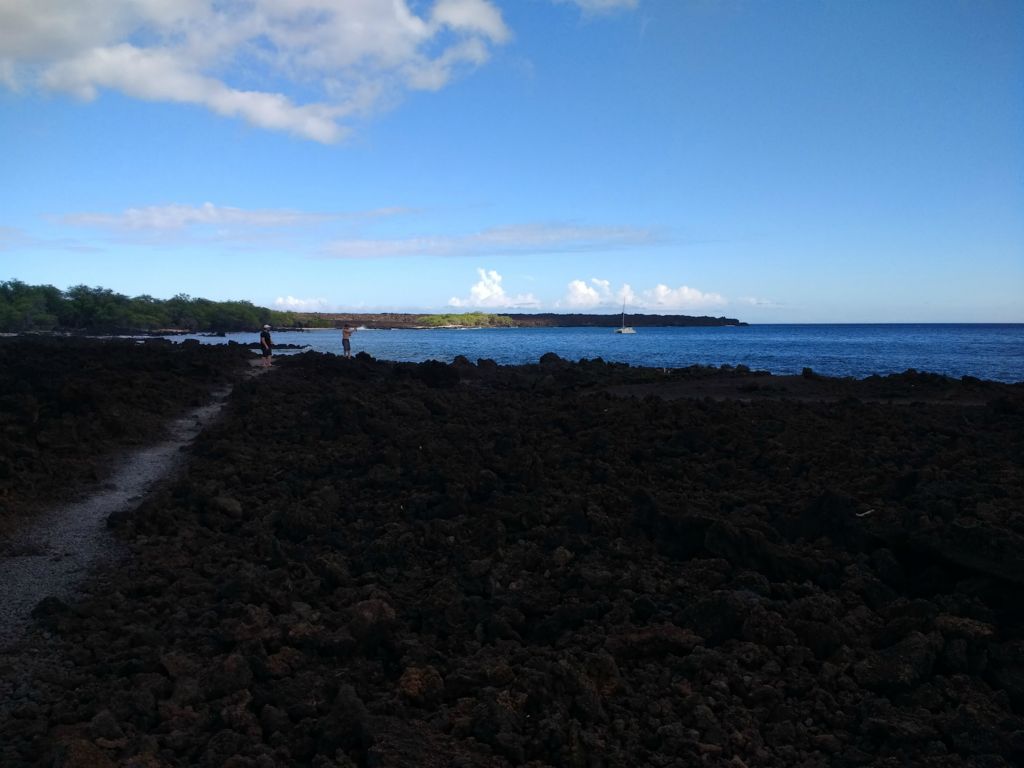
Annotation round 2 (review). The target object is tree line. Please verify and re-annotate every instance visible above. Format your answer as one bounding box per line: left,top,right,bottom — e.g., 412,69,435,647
0,280,331,333
416,312,516,327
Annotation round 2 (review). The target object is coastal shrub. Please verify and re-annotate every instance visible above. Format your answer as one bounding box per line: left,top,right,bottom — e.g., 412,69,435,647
0,280,301,333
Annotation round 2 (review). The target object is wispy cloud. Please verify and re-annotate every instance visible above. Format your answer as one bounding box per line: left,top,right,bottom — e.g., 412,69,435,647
736,296,782,309
0,1,510,142
0,225,101,253
62,202,337,231
553,0,639,14
324,222,659,259
60,202,410,233
0,225,30,250
449,268,539,308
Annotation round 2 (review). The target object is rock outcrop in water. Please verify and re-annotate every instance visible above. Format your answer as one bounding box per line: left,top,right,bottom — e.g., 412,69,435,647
1,344,1022,767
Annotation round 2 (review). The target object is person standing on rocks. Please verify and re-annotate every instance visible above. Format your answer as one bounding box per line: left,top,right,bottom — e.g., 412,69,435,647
260,324,273,367
342,323,356,359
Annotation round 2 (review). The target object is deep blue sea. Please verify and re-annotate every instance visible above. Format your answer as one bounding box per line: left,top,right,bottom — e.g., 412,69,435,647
159,324,1024,383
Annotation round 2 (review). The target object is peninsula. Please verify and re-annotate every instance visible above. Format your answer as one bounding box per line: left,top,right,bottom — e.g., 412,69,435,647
299,311,747,329
0,281,745,333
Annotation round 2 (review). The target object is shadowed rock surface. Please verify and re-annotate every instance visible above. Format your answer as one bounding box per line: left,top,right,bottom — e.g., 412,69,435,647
1,347,1023,766
0,336,252,536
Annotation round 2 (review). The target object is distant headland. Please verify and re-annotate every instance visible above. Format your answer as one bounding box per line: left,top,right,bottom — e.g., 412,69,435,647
314,312,746,329
0,281,745,333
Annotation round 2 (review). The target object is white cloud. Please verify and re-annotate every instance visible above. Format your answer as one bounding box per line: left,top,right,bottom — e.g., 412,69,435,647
557,278,724,311
0,0,509,142
325,222,657,258
560,277,620,308
644,284,726,309
432,0,510,43
274,295,328,311
449,268,539,308
562,279,601,308
619,283,638,306
41,44,349,142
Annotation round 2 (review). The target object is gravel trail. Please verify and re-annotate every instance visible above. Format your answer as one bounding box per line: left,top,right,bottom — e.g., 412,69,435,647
0,386,233,650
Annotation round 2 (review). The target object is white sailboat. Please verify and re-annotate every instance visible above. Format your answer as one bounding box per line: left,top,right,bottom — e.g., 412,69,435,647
615,300,636,334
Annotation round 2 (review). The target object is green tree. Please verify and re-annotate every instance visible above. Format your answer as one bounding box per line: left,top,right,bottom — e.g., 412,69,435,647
125,295,170,330
417,312,515,328
0,281,299,332
0,280,64,330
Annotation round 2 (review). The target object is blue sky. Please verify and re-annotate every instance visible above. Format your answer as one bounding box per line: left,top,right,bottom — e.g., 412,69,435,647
1,0,1022,322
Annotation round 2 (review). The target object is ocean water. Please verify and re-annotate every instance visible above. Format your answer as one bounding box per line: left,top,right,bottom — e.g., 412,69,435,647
160,324,1024,383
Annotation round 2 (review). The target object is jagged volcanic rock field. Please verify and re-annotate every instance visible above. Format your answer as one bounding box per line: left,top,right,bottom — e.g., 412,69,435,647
0,337,252,536
2,348,1024,767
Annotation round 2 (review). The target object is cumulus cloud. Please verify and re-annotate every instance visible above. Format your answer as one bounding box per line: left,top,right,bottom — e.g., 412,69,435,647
0,0,510,142
448,268,539,308
451,271,725,312
643,284,726,309
562,279,601,308
274,295,328,311
325,222,657,259
561,277,623,308
558,278,723,311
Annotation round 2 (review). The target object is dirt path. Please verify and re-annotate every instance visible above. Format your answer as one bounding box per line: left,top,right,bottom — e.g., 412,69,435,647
0,362,276,652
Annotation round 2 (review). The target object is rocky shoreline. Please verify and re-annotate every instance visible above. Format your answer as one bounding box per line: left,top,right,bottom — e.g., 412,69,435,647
1,341,1023,766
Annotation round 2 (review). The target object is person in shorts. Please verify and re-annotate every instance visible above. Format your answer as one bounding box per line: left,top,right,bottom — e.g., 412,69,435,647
260,324,273,367
342,323,355,358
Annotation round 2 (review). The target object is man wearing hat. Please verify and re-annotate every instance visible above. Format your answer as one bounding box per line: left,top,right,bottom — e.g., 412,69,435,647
259,324,273,367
